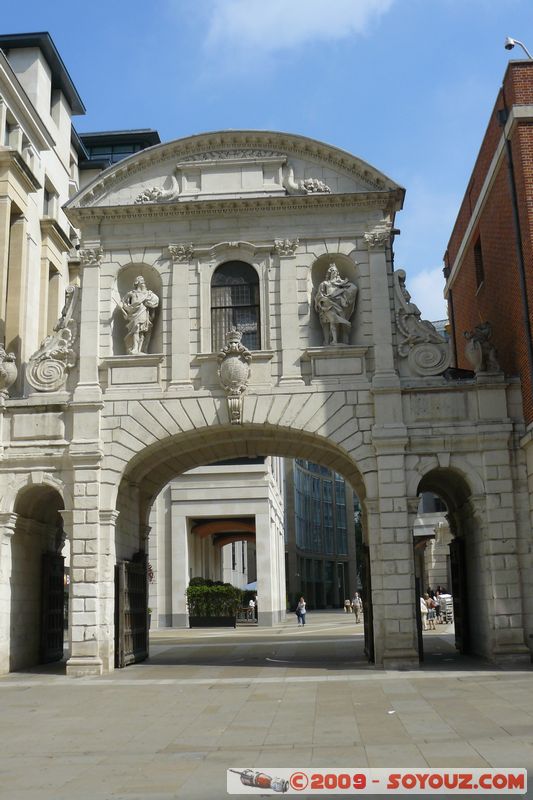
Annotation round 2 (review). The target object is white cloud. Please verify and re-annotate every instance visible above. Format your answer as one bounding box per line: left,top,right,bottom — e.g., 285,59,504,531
205,0,395,54
408,267,448,323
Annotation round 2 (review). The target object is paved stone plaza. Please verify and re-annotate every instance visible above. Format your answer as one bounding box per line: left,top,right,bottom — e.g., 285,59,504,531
0,612,532,800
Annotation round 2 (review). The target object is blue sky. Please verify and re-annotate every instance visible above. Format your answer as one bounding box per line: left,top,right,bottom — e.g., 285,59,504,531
3,0,531,319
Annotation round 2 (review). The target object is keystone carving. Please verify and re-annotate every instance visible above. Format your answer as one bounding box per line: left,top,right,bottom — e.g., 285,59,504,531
464,322,500,373
283,166,331,195
394,269,451,376
168,243,194,262
364,221,392,249
26,285,80,392
274,238,299,256
0,345,17,398
217,328,252,425
79,247,103,266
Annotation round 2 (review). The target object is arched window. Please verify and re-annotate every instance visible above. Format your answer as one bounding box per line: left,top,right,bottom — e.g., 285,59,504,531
211,261,260,351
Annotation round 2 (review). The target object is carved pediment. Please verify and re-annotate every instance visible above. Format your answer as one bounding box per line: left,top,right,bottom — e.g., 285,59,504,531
66,131,404,213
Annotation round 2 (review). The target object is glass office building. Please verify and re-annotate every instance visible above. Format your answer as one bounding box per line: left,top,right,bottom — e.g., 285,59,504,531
285,459,360,610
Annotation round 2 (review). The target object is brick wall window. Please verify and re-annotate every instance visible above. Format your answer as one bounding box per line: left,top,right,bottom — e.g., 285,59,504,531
474,237,485,289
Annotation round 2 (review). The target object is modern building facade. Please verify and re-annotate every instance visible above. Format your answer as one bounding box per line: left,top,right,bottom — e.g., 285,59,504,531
284,459,359,610
0,33,532,678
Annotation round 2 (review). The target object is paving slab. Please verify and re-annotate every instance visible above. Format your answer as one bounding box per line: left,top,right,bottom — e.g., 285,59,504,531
0,612,532,799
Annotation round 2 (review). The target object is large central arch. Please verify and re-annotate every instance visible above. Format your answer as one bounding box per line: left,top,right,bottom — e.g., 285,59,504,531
108,423,372,664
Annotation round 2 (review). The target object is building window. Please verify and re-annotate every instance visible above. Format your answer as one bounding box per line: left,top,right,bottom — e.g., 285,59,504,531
474,237,484,289
211,261,260,352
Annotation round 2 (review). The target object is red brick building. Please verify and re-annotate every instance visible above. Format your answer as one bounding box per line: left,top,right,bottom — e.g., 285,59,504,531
444,59,533,426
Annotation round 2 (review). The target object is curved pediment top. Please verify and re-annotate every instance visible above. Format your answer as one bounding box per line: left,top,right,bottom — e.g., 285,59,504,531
67,130,404,211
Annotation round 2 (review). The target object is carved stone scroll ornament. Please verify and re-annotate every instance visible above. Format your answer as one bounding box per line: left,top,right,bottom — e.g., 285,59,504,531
0,345,17,398
394,269,451,376
26,285,80,392
364,221,392,249
168,243,194,262
135,172,180,204
464,322,500,373
283,166,331,195
217,328,252,425
274,238,299,256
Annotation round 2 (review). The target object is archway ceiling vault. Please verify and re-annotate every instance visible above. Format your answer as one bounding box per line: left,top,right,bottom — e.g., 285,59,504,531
212,533,256,548
192,519,255,538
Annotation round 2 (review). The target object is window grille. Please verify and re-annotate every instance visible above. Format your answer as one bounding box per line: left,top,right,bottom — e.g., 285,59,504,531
211,262,260,352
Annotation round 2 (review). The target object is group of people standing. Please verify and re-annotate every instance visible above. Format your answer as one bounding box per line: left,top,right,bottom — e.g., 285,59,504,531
294,593,364,626
420,586,448,631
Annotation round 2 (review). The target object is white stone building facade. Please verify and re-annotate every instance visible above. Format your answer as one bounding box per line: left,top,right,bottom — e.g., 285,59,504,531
0,35,531,677
148,458,284,628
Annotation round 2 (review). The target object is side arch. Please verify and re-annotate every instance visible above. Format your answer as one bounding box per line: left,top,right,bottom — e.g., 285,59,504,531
1,471,70,514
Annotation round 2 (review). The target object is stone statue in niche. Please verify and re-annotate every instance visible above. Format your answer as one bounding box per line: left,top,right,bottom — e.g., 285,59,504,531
314,262,358,345
464,322,500,373
119,276,159,355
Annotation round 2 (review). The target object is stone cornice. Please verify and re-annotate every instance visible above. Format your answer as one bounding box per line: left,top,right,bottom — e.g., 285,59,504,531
66,130,405,212
66,190,400,225
0,148,41,194
40,217,72,252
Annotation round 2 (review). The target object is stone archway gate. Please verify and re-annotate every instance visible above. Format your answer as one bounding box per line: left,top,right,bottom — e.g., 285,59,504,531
0,130,530,676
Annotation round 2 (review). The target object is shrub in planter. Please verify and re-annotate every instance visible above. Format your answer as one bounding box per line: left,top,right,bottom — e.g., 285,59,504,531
187,583,243,627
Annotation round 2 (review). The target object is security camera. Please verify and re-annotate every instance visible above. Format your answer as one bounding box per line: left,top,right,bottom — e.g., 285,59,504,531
504,37,533,58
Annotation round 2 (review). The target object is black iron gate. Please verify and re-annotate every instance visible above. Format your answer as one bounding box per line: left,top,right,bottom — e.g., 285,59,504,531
40,552,65,663
415,575,423,662
115,552,148,668
450,537,469,654
361,544,374,662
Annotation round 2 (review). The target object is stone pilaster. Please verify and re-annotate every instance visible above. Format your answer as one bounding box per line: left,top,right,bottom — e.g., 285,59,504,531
467,489,530,665
73,247,102,404
98,509,119,671
4,214,28,360
171,515,189,627
63,456,104,677
364,225,397,387
256,511,283,625
275,240,305,385
370,431,419,669
0,196,11,344
168,245,193,390
0,513,17,675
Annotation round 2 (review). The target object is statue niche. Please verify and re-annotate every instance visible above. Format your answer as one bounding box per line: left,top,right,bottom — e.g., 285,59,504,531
314,262,358,346
116,275,160,355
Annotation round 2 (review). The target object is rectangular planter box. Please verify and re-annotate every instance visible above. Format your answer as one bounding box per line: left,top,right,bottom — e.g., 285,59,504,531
189,616,236,628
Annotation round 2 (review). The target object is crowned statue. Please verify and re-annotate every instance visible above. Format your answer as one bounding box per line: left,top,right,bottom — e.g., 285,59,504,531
120,276,159,354
314,262,358,345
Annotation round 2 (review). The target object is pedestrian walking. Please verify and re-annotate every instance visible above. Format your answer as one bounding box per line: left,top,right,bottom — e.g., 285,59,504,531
424,593,437,630
344,598,352,613
420,595,428,631
296,596,307,626
351,592,363,623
